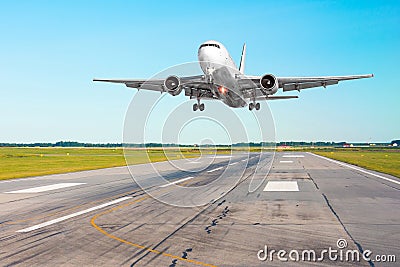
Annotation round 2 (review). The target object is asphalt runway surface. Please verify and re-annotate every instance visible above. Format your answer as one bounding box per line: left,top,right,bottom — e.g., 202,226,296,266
0,152,398,266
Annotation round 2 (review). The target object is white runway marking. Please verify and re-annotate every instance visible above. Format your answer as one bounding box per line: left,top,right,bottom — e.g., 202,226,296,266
159,177,194,187
16,196,132,233
207,167,223,173
309,153,400,186
263,181,299,192
282,155,304,158
241,159,247,162
212,156,233,159
229,162,238,166
4,183,86,194
280,160,293,163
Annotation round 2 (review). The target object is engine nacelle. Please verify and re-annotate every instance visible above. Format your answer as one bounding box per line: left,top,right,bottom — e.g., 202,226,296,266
260,74,278,94
164,75,182,96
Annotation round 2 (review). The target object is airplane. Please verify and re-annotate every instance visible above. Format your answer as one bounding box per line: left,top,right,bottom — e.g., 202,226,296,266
94,40,373,111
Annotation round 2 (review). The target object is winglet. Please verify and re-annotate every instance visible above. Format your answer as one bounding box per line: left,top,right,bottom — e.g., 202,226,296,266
239,43,246,74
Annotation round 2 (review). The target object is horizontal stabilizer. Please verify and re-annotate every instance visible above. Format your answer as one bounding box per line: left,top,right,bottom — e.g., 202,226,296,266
255,95,298,101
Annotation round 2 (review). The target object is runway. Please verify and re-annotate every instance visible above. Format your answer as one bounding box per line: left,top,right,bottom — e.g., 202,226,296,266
0,152,398,266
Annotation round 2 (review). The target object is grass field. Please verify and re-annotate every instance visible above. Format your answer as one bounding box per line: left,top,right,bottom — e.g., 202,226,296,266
1,147,398,180
0,147,201,180
313,149,400,178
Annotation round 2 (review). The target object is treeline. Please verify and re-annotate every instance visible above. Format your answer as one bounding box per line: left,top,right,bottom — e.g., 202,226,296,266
0,140,395,147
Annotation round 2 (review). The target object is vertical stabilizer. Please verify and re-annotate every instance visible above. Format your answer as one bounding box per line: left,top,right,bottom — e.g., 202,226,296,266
239,43,246,74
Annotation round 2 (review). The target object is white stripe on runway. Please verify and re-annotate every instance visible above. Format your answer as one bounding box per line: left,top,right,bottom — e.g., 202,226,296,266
280,160,293,163
5,183,86,194
282,155,304,158
263,181,299,192
16,196,132,233
207,167,223,173
309,153,400,186
159,177,194,187
229,162,238,166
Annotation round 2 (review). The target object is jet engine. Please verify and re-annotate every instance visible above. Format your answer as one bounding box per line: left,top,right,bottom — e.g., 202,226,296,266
260,74,278,94
164,75,182,96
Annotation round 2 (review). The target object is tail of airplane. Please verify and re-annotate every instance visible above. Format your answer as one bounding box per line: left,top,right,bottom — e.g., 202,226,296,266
239,43,246,74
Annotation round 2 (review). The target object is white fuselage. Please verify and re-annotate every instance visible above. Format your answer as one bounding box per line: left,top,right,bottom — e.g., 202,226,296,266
197,40,246,107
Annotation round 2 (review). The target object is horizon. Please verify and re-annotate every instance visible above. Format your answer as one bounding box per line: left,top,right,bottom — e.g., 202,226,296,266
0,1,398,143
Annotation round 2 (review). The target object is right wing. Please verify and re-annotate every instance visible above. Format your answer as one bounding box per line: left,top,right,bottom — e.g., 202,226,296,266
93,75,205,92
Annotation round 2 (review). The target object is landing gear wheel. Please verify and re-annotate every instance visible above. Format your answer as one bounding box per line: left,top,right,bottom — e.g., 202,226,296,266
249,102,254,111
199,103,205,111
255,102,260,110
193,103,198,111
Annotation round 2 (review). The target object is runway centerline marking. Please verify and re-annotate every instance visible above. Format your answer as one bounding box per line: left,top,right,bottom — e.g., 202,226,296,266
159,177,194,187
263,181,299,192
309,153,400,186
282,155,304,158
280,160,293,163
229,162,238,166
16,196,132,233
212,156,232,159
207,167,223,173
5,183,86,194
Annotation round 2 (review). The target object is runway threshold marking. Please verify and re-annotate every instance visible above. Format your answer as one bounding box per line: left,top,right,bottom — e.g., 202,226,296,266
309,153,400,186
280,160,293,163
263,181,299,192
159,177,194,187
16,196,132,233
282,155,304,158
4,183,86,194
207,167,223,173
90,195,217,267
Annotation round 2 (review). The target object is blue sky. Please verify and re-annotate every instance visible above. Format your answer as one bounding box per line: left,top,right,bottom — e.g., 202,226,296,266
0,0,398,143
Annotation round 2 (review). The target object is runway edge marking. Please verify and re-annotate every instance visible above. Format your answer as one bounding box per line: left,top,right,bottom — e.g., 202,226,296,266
309,152,400,185
16,196,132,233
5,183,86,194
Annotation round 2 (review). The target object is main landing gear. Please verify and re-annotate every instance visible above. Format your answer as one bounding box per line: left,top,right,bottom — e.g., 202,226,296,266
193,99,205,111
249,102,260,111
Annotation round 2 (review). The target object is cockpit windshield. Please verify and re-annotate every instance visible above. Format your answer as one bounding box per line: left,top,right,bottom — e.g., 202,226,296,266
199,43,220,49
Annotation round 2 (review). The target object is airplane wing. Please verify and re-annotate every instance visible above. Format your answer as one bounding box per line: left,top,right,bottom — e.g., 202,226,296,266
277,74,373,91
93,75,205,92
242,74,373,92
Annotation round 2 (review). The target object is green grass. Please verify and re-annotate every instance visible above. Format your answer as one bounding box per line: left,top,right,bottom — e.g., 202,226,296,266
3,147,397,180
313,150,400,178
0,147,201,180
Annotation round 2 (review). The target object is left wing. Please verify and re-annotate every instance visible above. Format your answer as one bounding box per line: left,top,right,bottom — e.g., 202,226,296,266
277,74,373,91
241,74,373,92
